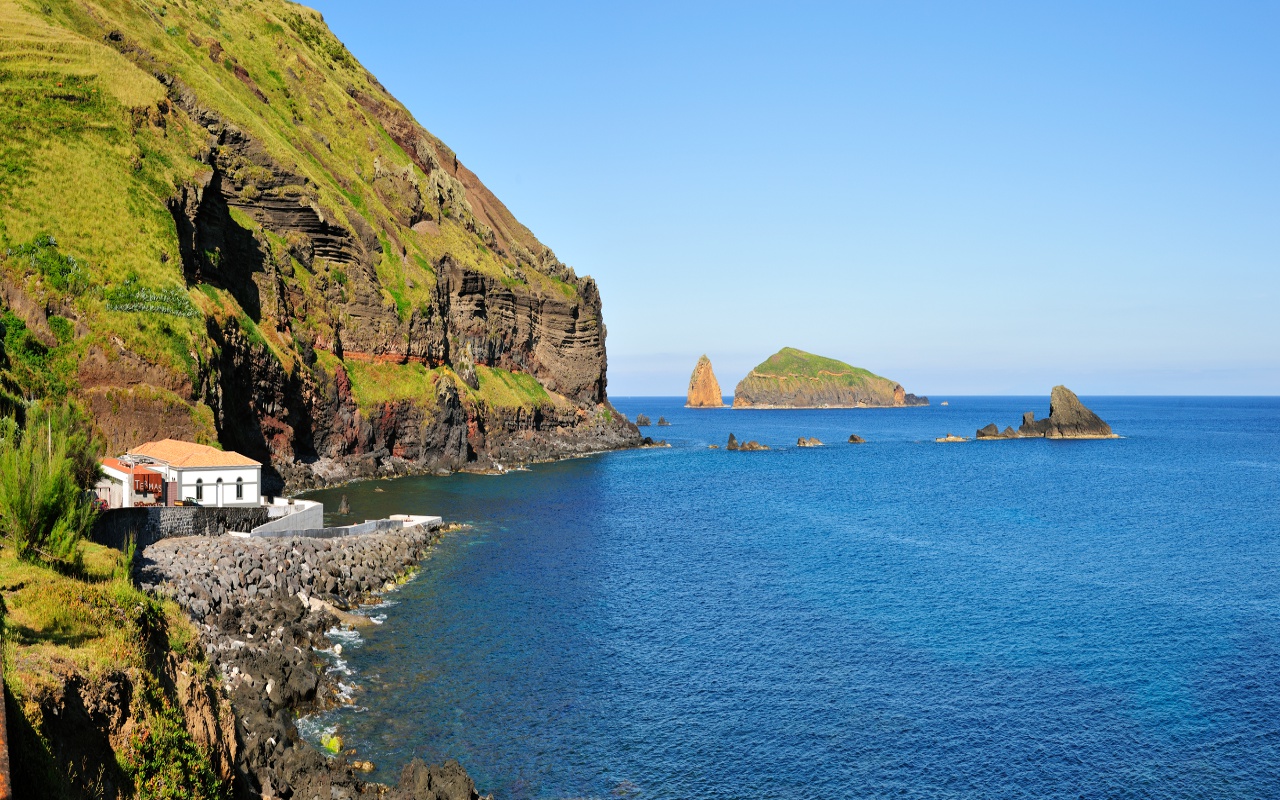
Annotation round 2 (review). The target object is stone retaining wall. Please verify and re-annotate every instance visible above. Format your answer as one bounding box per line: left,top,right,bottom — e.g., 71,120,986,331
91,506,271,550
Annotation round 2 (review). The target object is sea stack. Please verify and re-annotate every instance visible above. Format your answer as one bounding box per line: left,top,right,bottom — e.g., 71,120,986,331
686,355,726,408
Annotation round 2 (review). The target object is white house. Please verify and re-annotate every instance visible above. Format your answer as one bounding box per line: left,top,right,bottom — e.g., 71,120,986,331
126,439,262,507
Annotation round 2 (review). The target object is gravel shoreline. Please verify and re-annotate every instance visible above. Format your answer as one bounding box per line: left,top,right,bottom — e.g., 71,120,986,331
138,523,489,800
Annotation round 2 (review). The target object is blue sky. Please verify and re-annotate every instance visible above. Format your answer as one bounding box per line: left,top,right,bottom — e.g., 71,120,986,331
308,1,1278,395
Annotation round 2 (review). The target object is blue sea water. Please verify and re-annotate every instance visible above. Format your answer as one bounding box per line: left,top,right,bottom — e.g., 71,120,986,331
303,397,1280,799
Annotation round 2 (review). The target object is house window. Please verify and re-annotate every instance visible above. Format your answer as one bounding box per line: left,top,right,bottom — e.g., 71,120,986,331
195,478,203,501
236,477,244,500
216,478,223,505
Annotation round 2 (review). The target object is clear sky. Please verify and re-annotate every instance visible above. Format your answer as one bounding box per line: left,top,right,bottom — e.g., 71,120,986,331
308,1,1278,396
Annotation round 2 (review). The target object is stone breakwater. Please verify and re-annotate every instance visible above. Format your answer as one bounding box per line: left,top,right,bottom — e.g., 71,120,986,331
138,525,488,800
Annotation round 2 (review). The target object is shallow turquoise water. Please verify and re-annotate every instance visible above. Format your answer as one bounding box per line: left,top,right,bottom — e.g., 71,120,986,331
303,397,1280,799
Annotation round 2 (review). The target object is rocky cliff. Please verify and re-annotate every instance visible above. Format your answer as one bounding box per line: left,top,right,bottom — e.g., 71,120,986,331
0,0,637,491
685,354,725,407
732,348,927,409
976,386,1117,439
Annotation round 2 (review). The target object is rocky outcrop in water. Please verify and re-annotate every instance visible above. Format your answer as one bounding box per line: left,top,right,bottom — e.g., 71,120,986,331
137,524,488,800
976,386,1117,440
726,433,768,451
732,348,927,409
848,434,866,443
797,437,823,447
635,414,651,427
686,355,726,408
657,417,671,426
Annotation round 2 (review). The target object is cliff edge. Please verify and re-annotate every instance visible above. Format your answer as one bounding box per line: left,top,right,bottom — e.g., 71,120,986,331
686,355,725,408
732,348,927,409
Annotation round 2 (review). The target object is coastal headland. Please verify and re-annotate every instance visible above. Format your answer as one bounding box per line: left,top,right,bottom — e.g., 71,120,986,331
0,0,639,496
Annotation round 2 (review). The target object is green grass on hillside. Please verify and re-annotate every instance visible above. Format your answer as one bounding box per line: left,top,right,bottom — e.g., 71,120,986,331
342,358,436,410
752,347,886,381
473,364,553,410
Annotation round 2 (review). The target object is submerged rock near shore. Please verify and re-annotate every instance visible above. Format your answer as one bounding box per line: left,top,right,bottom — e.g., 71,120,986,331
686,355,726,407
733,348,927,409
977,386,1117,440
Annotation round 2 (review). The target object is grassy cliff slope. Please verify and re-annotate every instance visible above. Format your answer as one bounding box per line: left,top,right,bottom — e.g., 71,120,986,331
0,0,636,488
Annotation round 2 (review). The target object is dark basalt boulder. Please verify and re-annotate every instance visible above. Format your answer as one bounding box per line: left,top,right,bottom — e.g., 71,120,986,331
848,434,865,443
635,414,651,427
976,423,1001,439
389,758,487,800
1019,385,1115,439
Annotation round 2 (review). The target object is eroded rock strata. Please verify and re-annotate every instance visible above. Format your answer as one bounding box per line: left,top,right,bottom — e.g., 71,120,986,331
976,386,1117,440
686,355,726,407
138,525,487,800
733,348,927,409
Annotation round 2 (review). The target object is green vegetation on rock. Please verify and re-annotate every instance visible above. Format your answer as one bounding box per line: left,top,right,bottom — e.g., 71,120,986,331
733,347,926,408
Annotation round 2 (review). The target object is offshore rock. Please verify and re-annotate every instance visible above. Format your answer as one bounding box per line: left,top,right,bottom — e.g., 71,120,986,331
848,434,866,443
657,416,671,426
733,348,927,409
978,386,1116,440
686,355,726,408
797,437,823,447
1020,386,1117,438
739,440,769,451
635,414,651,427
726,433,740,451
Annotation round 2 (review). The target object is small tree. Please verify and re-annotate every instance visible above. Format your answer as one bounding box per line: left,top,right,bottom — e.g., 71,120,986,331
0,400,102,563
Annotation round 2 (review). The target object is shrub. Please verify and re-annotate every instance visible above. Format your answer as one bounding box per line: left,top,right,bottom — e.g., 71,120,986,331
4,234,89,295
0,400,102,564
105,277,200,318
47,315,73,344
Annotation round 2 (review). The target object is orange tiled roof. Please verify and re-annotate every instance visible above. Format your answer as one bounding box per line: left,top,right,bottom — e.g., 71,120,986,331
101,457,161,475
127,439,260,468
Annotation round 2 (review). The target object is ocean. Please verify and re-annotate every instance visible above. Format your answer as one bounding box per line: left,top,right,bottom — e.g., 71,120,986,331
301,396,1280,799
